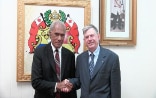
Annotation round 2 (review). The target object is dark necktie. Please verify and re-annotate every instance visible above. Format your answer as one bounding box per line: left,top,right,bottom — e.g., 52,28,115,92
55,49,60,81
55,49,60,98
89,53,94,79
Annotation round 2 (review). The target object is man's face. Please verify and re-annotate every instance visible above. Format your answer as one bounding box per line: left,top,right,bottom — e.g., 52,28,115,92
50,25,65,48
84,28,100,52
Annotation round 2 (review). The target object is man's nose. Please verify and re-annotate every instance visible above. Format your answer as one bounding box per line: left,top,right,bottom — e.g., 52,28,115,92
88,36,92,40
58,35,62,40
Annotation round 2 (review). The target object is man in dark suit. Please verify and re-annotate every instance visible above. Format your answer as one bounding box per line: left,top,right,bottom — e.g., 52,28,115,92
64,24,121,98
31,20,77,98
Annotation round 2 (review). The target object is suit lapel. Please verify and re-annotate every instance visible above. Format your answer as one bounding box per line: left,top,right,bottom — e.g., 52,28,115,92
92,47,106,79
83,52,91,81
47,43,56,73
61,47,66,80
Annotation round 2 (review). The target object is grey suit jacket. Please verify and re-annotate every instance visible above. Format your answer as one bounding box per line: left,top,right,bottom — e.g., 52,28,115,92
31,42,77,98
71,46,121,98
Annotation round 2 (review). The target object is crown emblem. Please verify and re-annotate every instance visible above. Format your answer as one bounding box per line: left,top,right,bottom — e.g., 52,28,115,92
49,10,61,21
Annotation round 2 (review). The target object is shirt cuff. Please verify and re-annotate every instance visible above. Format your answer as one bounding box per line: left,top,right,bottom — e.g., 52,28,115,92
54,83,57,92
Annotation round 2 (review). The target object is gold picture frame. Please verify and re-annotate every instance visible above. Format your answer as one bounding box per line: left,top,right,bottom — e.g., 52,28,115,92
99,0,137,45
17,0,90,81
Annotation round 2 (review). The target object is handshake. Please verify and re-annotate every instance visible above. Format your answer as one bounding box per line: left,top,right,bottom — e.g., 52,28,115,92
56,79,73,93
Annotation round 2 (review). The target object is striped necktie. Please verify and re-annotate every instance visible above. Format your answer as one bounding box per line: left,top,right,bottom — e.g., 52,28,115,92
55,49,60,98
89,53,94,79
55,49,60,81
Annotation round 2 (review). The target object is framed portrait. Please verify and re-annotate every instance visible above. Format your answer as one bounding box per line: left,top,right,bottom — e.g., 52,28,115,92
17,0,91,81
99,0,137,45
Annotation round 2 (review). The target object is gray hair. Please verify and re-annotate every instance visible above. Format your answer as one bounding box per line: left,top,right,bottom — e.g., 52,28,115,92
49,20,66,33
82,24,98,34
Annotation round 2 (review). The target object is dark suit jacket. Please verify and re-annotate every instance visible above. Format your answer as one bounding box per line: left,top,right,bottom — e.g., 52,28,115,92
71,46,121,98
31,42,77,98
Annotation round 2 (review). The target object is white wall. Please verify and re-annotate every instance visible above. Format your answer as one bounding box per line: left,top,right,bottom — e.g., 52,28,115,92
0,0,156,98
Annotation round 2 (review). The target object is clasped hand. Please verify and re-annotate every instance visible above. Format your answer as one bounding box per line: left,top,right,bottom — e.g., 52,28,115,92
56,79,73,93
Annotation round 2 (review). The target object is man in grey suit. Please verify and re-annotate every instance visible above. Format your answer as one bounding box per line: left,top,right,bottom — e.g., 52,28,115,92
63,24,121,98
31,20,77,98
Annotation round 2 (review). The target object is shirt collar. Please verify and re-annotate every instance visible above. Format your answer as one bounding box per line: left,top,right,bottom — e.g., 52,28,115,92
51,43,62,53
88,45,100,56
